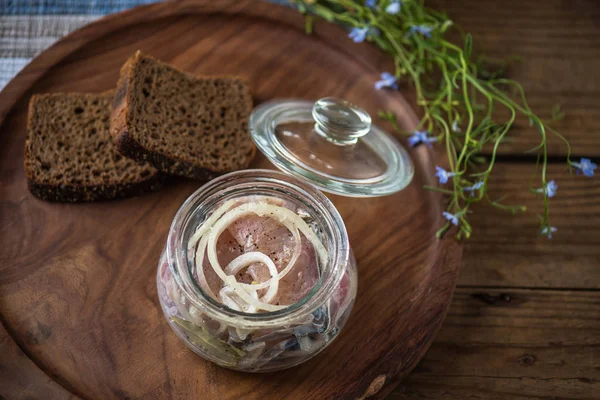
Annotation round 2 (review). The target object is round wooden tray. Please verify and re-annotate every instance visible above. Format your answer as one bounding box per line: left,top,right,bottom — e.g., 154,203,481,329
0,1,462,399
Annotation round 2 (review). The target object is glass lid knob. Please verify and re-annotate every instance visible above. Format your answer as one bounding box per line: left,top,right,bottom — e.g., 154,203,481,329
312,97,371,145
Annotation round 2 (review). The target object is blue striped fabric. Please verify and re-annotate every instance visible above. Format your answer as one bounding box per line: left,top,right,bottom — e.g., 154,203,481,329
0,0,290,15
1,1,161,15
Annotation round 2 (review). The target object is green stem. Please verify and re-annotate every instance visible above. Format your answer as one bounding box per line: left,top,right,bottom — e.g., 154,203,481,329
294,0,570,239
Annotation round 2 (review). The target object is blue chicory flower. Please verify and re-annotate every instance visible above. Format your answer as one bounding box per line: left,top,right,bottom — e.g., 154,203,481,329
366,0,377,8
463,181,484,196
442,211,459,226
408,130,438,148
541,226,557,239
386,0,402,14
572,157,597,177
435,166,456,184
374,72,398,90
409,25,433,38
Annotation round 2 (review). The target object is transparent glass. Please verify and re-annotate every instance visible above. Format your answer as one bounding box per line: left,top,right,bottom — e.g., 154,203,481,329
250,97,414,197
157,170,357,372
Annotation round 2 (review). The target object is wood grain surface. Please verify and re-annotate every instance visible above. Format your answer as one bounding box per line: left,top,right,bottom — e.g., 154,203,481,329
428,0,600,157
0,1,463,399
395,289,600,399
460,163,600,289
0,322,78,400
399,0,600,398
1,0,599,399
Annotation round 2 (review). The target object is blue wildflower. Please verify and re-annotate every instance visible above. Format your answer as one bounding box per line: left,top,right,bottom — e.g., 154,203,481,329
349,27,369,43
386,0,402,14
366,0,377,8
374,72,398,90
442,211,459,226
463,181,484,196
535,180,558,198
349,26,379,43
572,157,597,177
541,226,557,239
408,130,438,148
409,25,433,38
546,180,558,198
435,166,456,184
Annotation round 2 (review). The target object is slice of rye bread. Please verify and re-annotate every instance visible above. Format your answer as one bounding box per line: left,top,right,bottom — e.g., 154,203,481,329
110,51,255,180
25,91,165,202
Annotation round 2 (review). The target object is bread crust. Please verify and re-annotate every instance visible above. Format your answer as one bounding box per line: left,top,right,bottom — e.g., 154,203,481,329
25,90,165,202
110,51,256,180
28,173,165,203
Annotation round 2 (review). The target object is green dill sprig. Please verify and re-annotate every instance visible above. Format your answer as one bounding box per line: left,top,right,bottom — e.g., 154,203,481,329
291,0,596,239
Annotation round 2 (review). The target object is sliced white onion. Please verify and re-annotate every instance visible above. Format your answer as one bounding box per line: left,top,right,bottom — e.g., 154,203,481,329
194,235,217,300
220,285,260,314
188,199,238,251
215,323,227,335
219,286,243,311
224,252,280,303
224,276,285,312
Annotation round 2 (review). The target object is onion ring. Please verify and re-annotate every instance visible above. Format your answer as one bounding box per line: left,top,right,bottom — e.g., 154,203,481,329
191,200,329,312
224,252,280,303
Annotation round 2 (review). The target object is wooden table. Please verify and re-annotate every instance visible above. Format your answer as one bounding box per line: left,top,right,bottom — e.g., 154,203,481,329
0,0,598,399
391,0,600,398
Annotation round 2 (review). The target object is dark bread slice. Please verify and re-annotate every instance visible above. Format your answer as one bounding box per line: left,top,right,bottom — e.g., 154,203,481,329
111,51,255,180
25,91,165,202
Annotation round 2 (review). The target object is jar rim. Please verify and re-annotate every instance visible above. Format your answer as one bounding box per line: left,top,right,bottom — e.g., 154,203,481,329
166,169,350,328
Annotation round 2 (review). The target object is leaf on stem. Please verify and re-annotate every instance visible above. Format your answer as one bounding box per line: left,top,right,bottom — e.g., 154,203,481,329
305,15,313,34
440,20,454,33
529,116,545,135
551,104,566,121
464,33,472,61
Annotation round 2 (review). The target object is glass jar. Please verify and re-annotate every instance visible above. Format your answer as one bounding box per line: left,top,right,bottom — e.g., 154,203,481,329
157,169,357,372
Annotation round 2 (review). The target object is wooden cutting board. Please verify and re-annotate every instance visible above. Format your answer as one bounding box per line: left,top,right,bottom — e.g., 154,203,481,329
0,1,463,399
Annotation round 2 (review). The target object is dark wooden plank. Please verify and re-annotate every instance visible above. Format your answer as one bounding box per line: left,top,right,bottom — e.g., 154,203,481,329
391,288,600,399
456,163,600,289
0,1,462,399
428,0,600,157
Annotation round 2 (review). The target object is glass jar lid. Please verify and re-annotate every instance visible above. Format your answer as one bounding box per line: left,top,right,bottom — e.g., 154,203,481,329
249,97,414,197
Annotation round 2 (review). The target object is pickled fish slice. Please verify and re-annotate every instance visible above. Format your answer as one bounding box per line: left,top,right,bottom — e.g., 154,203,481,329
226,214,319,305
